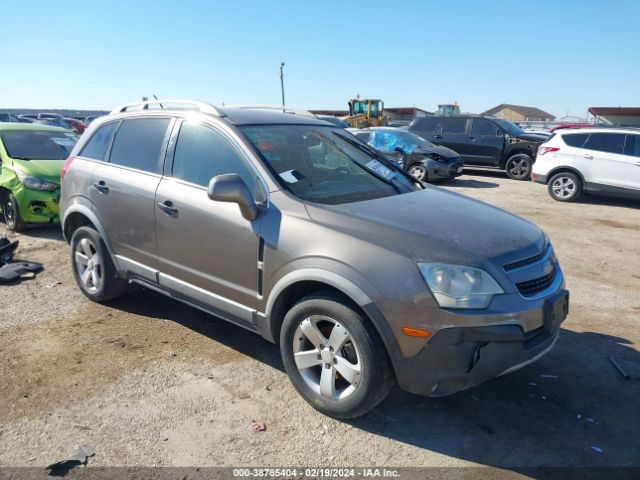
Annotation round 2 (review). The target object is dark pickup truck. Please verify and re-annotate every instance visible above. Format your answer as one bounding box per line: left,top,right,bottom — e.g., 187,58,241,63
409,115,549,180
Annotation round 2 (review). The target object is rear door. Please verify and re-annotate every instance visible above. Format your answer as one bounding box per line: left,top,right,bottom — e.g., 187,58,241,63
90,116,172,279
623,133,640,194
467,118,504,166
576,133,627,190
438,117,468,159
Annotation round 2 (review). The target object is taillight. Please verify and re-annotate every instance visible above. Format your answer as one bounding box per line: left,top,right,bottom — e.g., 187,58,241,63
61,156,76,183
538,147,560,156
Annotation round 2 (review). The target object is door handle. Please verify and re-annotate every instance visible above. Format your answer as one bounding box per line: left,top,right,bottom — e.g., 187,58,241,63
93,181,109,194
583,153,593,159
157,200,178,216
434,134,443,140
468,135,476,141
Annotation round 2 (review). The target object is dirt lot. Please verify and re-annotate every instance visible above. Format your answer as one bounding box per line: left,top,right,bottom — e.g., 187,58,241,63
0,171,639,476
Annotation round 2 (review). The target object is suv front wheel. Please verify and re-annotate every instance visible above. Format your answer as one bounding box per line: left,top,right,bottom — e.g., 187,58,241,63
505,153,533,180
280,291,394,418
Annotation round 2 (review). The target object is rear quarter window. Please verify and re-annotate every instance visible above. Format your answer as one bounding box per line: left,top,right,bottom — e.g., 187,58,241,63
561,133,589,148
108,117,171,173
79,122,119,161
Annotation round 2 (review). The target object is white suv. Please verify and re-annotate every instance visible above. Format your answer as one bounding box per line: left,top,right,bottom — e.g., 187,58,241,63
532,128,640,202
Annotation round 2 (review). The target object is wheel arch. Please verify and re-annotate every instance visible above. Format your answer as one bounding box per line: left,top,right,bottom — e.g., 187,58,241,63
264,269,401,367
501,149,533,168
546,166,586,186
62,200,120,271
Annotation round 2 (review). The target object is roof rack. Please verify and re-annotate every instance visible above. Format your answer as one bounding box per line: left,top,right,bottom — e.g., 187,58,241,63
110,99,225,116
225,104,318,119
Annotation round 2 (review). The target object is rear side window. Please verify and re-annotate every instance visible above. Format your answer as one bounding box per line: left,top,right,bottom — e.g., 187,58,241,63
109,118,170,173
470,119,496,135
583,133,625,155
442,117,467,134
80,122,118,160
561,133,588,148
172,121,258,194
412,116,441,132
624,134,640,157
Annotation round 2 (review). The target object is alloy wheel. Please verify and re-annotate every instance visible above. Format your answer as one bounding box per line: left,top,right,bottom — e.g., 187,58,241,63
509,158,529,178
74,238,104,293
551,176,576,199
408,164,427,181
292,315,362,401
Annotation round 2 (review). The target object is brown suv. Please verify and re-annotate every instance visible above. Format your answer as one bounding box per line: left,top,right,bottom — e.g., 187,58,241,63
60,100,568,418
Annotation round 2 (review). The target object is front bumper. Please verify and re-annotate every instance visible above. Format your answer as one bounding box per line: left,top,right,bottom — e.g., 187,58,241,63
366,280,568,397
427,159,464,179
394,321,561,396
14,185,60,224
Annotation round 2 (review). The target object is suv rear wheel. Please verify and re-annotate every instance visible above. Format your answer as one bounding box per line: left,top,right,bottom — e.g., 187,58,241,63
548,172,582,202
70,226,128,302
505,154,532,180
280,291,394,418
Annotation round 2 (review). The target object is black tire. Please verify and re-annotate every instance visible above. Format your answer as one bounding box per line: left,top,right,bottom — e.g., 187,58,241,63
280,291,394,419
406,162,428,182
70,226,128,302
547,172,583,202
505,153,532,180
2,191,26,232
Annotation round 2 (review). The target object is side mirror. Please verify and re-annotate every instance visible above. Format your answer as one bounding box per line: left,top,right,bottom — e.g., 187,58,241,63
394,146,404,153
207,173,258,221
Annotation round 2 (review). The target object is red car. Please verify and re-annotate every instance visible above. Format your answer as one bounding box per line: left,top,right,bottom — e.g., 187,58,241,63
549,123,595,133
62,117,86,134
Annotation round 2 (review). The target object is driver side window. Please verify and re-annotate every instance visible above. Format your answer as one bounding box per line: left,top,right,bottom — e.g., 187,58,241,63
172,121,259,197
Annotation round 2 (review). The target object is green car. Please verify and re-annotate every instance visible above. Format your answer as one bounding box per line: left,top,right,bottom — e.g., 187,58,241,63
0,123,77,231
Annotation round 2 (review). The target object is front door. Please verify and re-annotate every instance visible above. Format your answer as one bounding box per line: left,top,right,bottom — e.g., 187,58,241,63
623,133,640,194
155,119,265,317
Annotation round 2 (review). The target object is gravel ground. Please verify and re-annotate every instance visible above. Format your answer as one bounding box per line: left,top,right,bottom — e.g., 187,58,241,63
0,170,638,476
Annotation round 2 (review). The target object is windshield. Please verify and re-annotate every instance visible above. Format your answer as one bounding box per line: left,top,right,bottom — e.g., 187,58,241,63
493,118,525,135
371,129,435,152
0,130,77,160
240,125,419,205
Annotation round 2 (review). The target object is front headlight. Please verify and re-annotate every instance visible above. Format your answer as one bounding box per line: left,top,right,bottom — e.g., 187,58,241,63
14,169,59,192
418,262,504,309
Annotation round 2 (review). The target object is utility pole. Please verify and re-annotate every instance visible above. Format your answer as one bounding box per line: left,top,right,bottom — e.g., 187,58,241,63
280,62,285,111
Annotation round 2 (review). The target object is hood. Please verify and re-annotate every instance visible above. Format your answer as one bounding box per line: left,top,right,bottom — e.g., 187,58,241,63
411,144,459,159
305,187,545,267
514,132,549,143
12,159,63,184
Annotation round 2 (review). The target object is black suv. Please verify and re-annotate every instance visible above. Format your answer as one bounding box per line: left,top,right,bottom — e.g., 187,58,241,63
409,115,549,180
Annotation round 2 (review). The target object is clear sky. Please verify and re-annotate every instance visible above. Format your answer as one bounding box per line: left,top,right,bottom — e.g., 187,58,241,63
2,0,639,117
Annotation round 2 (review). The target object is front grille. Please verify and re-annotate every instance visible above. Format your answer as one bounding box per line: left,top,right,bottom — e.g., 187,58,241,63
516,270,555,296
504,249,547,271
